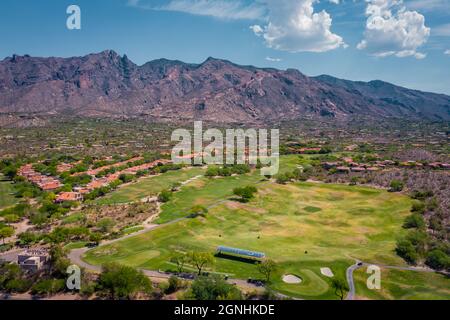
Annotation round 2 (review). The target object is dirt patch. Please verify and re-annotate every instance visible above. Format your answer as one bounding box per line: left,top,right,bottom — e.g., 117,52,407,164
225,201,266,214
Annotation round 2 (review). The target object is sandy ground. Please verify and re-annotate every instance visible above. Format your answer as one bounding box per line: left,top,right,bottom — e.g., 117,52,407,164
282,274,302,284
320,267,334,277
4,219,32,243
0,292,83,300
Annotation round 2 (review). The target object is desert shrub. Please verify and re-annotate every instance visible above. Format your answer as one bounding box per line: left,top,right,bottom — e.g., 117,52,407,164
31,279,66,295
233,186,257,203
158,190,172,203
188,275,242,300
98,263,152,299
403,214,425,229
425,250,450,271
396,239,419,264
389,180,404,192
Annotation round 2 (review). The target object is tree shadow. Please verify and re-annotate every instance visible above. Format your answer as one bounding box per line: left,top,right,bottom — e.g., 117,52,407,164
214,253,259,265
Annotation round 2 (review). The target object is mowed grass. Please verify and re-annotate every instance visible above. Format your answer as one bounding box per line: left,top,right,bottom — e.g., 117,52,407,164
156,155,313,223
95,167,206,205
85,180,414,299
353,267,450,300
0,175,18,210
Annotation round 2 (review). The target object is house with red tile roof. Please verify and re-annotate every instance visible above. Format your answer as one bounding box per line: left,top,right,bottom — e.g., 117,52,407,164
55,192,83,203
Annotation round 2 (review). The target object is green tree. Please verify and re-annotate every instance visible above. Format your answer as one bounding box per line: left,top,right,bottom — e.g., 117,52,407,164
89,232,103,245
158,189,172,203
170,253,188,273
257,259,277,283
0,263,24,292
411,201,426,214
188,205,208,218
205,166,219,177
403,214,425,229
49,245,71,277
189,275,242,300
396,239,419,264
233,186,257,203
165,275,183,294
97,218,115,233
275,174,290,185
0,226,14,244
425,250,450,271
31,279,65,295
189,251,214,276
3,214,20,224
98,263,152,299
119,173,134,183
389,180,404,192
331,278,349,300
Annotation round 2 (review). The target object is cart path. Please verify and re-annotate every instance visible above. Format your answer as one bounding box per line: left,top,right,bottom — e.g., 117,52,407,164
345,260,437,300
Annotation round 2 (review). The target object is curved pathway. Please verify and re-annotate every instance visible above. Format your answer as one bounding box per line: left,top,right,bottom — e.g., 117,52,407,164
345,260,437,300
345,260,363,300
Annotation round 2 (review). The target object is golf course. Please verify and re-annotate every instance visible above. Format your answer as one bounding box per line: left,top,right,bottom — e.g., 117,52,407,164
80,154,439,299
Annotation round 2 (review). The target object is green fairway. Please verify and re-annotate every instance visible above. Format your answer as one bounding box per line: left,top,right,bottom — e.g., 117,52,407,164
353,267,450,300
156,173,265,223
0,175,17,210
156,154,313,223
95,167,206,205
84,179,414,299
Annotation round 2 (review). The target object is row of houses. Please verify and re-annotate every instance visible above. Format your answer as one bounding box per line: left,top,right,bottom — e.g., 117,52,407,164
56,161,80,173
18,164,63,191
400,161,450,170
73,156,144,177
323,157,450,173
56,158,172,202
19,158,172,204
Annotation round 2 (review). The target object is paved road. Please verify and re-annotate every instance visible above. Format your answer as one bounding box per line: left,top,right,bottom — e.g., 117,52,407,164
345,260,438,300
345,260,363,300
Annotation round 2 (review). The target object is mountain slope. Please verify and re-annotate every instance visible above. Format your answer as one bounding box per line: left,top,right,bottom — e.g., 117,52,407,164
0,50,448,123
315,75,450,121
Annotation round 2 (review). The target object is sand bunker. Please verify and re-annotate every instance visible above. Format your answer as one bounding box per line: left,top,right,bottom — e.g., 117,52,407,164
320,267,334,277
282,274,302,284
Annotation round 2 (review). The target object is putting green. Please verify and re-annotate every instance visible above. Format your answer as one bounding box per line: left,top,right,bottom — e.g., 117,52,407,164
84,178,414,299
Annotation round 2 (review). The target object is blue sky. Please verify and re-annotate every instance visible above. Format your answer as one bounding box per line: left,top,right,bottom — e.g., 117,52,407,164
0,0,449,94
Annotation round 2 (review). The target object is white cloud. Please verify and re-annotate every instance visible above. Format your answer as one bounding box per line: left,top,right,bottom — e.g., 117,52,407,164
250,0,346,53
250,25,264,35
357,0,430,59
265,56,282,62
132,0,266,20
328,0,340,4
445,49,450,55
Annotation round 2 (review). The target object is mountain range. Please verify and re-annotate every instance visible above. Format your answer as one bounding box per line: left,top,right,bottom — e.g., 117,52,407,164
0,50,449,124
